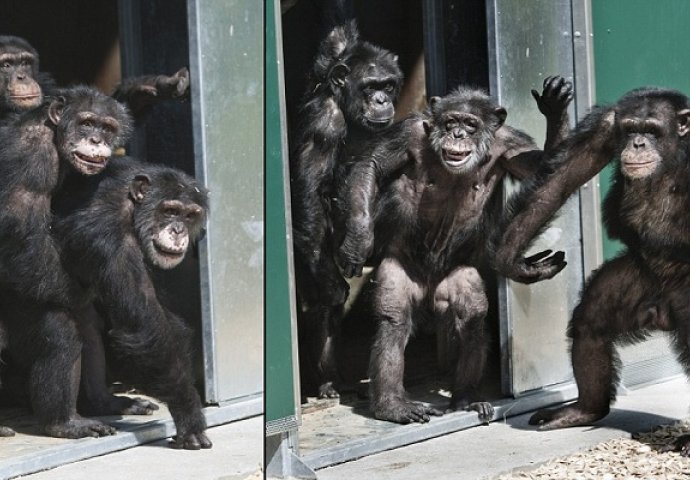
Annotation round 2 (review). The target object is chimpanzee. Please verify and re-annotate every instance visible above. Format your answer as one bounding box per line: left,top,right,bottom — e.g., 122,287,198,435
493,88,690,454
0,85,131,438
336,77,573,424
53,157,211,450
290,20,403,398
0,35,189,122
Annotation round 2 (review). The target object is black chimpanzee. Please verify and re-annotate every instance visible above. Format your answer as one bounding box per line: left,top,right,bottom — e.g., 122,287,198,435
0,35,189,122
290,20,403,399
337,77,573,424
493,88,690,454
53,157,211,450
0,86,132,438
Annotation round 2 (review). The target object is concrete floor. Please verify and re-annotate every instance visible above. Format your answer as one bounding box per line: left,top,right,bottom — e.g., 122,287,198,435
14,416,263,480
316,376,690,480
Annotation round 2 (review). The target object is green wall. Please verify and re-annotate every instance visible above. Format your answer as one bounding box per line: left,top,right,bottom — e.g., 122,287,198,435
266,0,297,427
592,0,690,259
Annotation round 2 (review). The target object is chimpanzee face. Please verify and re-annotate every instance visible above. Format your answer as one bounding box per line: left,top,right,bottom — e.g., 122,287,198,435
0,38,42,112
425,90,507,174
49,88,132,176
617,100,690,180
130,173,208,270
329,43,402,132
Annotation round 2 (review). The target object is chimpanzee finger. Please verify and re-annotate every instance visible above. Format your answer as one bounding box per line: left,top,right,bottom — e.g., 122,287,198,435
531,89,541,104
530,250,566,268
542,75,555,90
524,249,553,264
545,75,563,95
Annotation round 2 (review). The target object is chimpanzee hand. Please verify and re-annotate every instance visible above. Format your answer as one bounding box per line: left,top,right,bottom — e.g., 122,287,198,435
154,67,190,100
660,434,690,457
338,224,374,278
531,76,573,119
501,249,567,284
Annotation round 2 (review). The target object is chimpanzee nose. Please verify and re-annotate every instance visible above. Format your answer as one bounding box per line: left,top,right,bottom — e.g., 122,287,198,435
453,129,467,139
16,73,25,80
89,136,102,145
172,223,185,235
633,136,646,149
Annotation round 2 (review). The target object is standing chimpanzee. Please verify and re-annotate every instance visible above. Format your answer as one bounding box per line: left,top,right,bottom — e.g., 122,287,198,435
0,35,189,122
337,77,573,424
493,88,690,454
0,86,132,438
290,20,403,398
53,157,211,450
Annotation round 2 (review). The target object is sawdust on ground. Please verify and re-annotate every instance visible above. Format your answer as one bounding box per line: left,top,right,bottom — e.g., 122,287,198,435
496,420,690,480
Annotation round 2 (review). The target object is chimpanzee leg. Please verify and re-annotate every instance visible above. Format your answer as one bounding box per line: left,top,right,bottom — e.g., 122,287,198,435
434,266,493,422
310,304,342,398
530,254,658,429
21,309,115,438
111,311,211,450
0,322,14,437
77,304,159,416
657,272,690,456
369,257,441,423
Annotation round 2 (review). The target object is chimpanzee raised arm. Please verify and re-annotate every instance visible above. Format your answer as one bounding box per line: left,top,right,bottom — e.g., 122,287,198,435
495,89,690,457
332,78,572,424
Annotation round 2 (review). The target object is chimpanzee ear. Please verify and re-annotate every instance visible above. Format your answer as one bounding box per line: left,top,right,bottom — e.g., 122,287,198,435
129,174,152,203
328,63,350,89
48,96,66,125
493,107,507,128
423,119,432,137
429,96,441,111
678,109,690,138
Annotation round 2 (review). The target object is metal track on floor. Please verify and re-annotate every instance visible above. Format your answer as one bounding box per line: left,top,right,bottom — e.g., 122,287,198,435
0,393,262,479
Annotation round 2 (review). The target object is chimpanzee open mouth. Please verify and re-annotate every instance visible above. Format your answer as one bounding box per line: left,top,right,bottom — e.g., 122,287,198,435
11,94,40,105
73,152,108,165
365,117,393,128
443,149,472,166
623,161,656,168
10,94,39,100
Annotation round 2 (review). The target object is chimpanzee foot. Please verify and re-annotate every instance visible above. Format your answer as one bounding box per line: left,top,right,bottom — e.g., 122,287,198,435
659,434,690,456
82,394,159,416
318,382,340,399
171,431,213,450
44,416,116,438
0,426,15,437
118,396,160,415
528,403,608,430
374,399,443,424
448,398,494,423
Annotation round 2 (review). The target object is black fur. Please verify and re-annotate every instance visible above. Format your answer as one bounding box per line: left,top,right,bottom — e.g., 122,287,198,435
53,157,211,450
290,20,403,398
0,86,132,439
497,88,690,450
337,79,572,424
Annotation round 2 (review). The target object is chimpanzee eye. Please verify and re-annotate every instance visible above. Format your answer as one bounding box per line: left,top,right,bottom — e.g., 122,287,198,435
163,207,179,217
81,120,93,128
446,120,458,130
1,62,10,69
384,83,394,93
